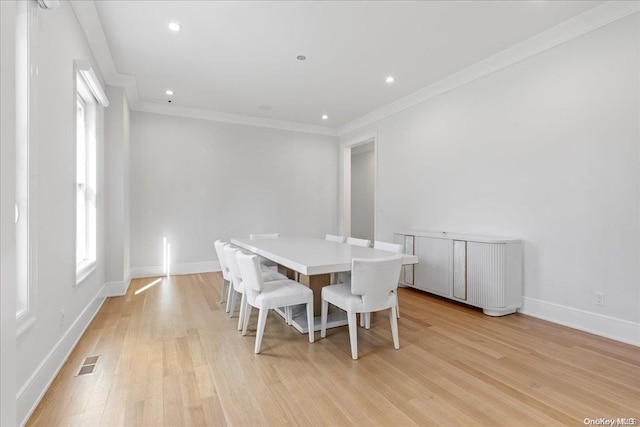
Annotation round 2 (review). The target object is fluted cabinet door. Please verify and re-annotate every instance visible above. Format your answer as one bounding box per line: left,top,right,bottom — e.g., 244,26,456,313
466,242,506,308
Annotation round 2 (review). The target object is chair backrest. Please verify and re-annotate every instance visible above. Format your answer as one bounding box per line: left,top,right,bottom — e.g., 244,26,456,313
249,233,279,240
374,240,403,253
351,255,403,310
346,237,371,247
223,245,243,291
214,239,230,280
236,251,264,294
325,234,346,243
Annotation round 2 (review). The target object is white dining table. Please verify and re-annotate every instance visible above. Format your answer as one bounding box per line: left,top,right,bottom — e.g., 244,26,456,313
230,236,419,333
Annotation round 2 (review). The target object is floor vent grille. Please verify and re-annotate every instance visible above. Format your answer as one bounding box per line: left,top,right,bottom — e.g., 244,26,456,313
76,355,101,376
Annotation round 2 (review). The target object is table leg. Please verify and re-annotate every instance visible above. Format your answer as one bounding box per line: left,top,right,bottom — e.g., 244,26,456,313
277,266,331,316
278,265,297,280
298,273,331,316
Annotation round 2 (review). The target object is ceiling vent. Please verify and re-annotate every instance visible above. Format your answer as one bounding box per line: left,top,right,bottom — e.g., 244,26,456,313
37,0,60,10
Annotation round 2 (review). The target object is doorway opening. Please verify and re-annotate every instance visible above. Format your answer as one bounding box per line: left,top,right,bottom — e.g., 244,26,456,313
341,135,376,242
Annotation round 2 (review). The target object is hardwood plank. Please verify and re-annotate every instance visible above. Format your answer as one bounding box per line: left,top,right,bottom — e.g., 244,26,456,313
26,274,640,427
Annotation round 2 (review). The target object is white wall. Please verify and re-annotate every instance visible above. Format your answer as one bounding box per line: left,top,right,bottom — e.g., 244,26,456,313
13,2,110,424
341,13,640,344
104,85,131,293
351,148,375,241
130,111,338,275
1,0,18,424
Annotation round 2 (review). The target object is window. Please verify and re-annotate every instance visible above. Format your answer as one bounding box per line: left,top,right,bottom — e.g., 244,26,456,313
75,80,96,278
75,61,108,284
16,0,35,328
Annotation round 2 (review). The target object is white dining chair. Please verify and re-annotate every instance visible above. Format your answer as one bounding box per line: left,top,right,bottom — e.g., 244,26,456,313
325,234,345,283
373,240,403,253
224,245,288,330
236,251,315,354
371,240,404,323
346,236,371,247
336,236,373,284
320,254,403,360
214,240,232,307
325,234,346,243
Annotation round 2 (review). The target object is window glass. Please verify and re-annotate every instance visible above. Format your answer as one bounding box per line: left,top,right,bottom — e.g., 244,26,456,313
75,75,97,282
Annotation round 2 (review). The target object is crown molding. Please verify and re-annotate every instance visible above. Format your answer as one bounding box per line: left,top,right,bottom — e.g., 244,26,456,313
69,0,139,104
71,0,638,139
132,102,338,137
70,0,333,136
337,1,640,138
107,73,139,106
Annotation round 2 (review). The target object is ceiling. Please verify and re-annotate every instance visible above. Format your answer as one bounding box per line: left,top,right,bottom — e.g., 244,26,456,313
91,0,605,130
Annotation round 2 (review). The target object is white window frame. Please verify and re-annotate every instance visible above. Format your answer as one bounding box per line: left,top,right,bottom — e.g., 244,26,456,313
16,0,37,336
74,60,108,285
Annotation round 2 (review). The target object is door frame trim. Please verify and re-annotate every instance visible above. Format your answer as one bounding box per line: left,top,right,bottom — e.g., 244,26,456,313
339,130,377,240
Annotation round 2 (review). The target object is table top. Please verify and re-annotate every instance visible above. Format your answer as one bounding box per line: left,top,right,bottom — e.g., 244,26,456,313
230,236,419,276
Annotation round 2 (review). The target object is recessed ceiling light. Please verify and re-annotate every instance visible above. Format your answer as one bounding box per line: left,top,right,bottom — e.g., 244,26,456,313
385,76,395,83
297,55,306,61
165,89,173,96
168,22,181,32
321,114,328,120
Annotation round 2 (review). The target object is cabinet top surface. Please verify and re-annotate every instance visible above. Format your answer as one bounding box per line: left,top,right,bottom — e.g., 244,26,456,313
396,230,521,243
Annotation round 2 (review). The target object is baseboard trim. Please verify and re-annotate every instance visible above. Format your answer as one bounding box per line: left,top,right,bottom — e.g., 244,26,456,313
102,276,131,297
519,297,640,347
130,261,220,279
17,286,107,427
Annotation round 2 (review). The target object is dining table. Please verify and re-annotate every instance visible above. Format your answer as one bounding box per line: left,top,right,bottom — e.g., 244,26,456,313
230,236,419,333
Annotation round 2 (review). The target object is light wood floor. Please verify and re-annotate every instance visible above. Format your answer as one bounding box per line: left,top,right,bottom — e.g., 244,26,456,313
27,273,640,426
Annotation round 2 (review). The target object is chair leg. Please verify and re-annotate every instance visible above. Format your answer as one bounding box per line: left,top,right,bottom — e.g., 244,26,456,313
320,299,328,338
306,302,315,343
389,306,400,350
396,301,400,318
359,312,371,329
347,312,358,360
228,289,237,318
242,305,252,336
219,279,228,303
225,284,233,313
237,292,247,331
285,306,291,325
254,308,268,354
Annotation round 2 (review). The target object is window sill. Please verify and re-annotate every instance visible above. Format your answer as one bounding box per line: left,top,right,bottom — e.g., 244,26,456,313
76,260,97,286
16,314,36,339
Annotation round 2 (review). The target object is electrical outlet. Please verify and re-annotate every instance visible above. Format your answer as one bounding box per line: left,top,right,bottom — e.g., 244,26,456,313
595,292,604,306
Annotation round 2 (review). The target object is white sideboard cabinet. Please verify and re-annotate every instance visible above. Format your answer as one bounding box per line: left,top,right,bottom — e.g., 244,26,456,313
393,231,522,316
